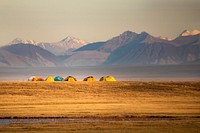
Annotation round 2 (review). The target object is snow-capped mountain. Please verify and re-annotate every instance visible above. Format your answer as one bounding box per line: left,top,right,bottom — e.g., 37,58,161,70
8,36,89,55
8,38,37,45
173,29,200,46
60,36,88,49
37,36,88,55
180,29,200,37
158,36,172,41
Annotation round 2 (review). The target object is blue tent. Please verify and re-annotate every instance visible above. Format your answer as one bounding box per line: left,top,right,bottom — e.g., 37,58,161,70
54,76,64,81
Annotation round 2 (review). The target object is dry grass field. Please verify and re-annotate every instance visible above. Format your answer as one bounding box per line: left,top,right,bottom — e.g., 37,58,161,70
0,81,200,132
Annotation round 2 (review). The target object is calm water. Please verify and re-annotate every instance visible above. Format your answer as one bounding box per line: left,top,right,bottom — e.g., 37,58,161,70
0,65,200,81
0,118,99,125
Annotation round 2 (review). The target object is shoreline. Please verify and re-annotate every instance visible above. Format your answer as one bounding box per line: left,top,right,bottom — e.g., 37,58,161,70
0,116,196,125
0,114,193,119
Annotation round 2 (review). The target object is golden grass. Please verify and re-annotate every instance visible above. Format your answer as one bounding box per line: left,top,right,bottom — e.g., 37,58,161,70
0,81,200,132
0,81,199,118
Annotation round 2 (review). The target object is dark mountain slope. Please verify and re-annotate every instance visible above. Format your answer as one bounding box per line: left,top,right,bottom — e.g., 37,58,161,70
0,44,63,67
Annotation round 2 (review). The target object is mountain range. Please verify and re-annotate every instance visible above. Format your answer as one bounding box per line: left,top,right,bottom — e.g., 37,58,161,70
9,36,88,55
0,29,200,67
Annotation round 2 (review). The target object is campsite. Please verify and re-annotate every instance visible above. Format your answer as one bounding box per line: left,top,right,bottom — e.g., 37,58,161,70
28,75,116,82
0,81,199,132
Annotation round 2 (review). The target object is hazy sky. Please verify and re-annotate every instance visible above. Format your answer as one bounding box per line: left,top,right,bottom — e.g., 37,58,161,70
0,0,200,45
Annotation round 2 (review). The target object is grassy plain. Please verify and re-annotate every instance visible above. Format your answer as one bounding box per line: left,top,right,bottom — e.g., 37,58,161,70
0,81,199,132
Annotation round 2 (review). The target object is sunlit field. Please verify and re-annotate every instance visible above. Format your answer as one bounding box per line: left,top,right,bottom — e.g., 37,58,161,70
0,81,199,132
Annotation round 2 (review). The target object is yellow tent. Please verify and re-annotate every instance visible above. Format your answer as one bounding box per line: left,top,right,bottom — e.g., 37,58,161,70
65,76,77,82
83,76,96,81
45,76,54,82
99,76,116,81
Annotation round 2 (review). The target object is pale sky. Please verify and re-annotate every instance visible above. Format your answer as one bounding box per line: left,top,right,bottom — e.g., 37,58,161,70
0,0,200,45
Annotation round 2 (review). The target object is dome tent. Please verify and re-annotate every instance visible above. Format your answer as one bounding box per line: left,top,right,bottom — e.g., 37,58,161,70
28,76,44,81
99,76,116,81
83,76,96,81
28,76,36,81
32,77,45,81
45,76,54,82
65,76,77,82
54,76,64,81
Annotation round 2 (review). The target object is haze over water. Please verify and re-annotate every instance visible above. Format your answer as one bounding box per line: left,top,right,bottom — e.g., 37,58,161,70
0,65,199,81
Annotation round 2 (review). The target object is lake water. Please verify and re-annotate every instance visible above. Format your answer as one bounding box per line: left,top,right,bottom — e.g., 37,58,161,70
0,65,200,81
0,118,101,125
